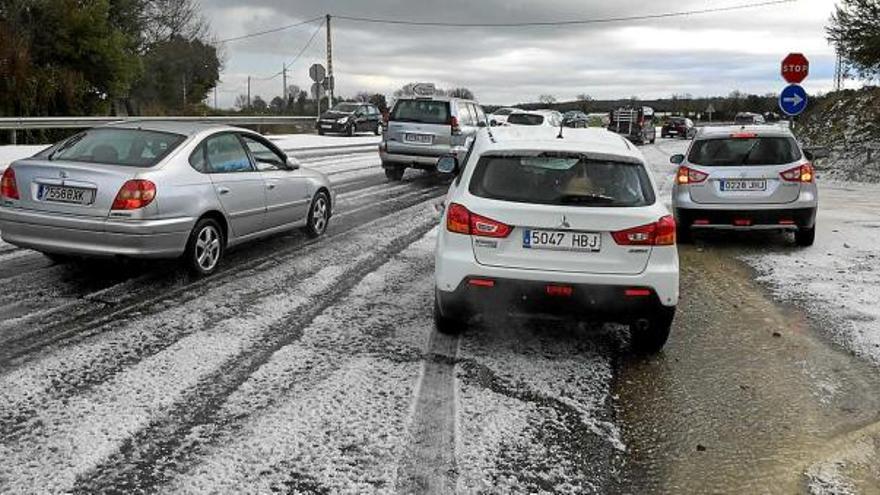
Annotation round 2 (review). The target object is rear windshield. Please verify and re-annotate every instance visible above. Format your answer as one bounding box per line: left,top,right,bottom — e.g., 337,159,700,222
391,99,450,124
669,118,686,124
50,128,185,167
688,137,802,166
494,108,515,116
469,155,655,207
507,114,544,126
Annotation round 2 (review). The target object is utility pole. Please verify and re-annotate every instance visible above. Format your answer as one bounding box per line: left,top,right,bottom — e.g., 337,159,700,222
214,86,218,110
182,74,187,107
282,63,288,104
326,14,334,104
247,76,251,110
834,49,844,92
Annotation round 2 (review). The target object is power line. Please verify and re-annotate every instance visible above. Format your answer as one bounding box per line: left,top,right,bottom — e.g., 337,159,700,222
251,20,325,82
333,0,796,27
217,16,323,43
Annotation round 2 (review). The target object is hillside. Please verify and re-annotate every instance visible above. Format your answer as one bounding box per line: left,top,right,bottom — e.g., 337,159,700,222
796,86,880,183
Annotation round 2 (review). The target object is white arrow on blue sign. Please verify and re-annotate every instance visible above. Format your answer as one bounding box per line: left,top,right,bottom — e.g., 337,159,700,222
778,84,808,116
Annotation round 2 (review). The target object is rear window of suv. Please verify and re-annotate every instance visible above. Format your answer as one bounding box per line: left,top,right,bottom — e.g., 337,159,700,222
688,137,802,166
390,99,450,124
469,155,655,207
507,114,544,126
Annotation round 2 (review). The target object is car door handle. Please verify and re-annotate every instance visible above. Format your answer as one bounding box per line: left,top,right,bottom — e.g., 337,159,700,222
217,187,230,195
266,183,276,190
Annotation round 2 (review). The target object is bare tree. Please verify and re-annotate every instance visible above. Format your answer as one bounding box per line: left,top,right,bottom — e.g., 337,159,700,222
143,0,209,46
355,91,371,102
576,93,593,102
538,94,557,105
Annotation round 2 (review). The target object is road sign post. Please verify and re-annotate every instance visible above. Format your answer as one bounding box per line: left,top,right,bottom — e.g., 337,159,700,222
309,64,327,122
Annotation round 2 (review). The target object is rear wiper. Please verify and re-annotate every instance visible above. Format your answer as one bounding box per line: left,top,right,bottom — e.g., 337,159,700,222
49,133,86,161
558,194,617,205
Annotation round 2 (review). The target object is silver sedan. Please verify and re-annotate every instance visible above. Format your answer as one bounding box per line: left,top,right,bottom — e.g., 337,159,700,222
0,122,335,275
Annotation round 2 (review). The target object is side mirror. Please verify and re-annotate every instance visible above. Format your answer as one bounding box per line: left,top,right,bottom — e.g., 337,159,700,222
803,147,829,161
437,155,459,175
670,154,685,165
285,156,300,170
490,119,498,127
477,120,487,128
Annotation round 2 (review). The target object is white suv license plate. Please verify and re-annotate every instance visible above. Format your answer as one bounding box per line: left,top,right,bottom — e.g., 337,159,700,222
523,229,601,252
40,185,94,205
404,133,433,145
721,179,766,191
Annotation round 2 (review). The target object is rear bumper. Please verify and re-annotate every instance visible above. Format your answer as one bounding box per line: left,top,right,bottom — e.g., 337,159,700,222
0,206,194,258
379,144,468,170
316,121,350,133
675,207,817,230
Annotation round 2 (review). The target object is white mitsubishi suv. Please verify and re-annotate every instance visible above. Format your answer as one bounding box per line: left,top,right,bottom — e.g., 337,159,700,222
434,127,679,353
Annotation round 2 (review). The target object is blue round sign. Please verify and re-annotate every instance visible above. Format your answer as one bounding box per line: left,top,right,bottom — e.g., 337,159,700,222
779,84,808,116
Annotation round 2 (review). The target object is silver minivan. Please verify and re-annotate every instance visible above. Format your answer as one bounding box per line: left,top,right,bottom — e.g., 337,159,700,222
380,96,487,181
671,125,819,246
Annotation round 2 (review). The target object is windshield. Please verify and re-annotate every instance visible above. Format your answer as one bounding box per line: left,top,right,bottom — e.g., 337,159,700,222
507,113,544,126
332,103,360,113
50,128,186,167
390,99,450,124
469,155,654,207
688,137,802,166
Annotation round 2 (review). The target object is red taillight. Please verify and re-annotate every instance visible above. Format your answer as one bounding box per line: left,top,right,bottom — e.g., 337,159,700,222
446,203,512,238
612,216,676,246
0,168,20,200
449,116,461,135
112,180,156,210
780,163,814,183
468,278,495,288
625,288,652,297
546,285,573,297
731,132,758,139
733,219,752,227
676,166,708,185
382,112,389,125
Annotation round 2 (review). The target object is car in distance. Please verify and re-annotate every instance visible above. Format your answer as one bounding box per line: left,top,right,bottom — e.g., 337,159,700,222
608,106,656,145
434,126,679,353
661,116,695,139
488,107,519,126
733,112,766,125
380,95,487,181
0,122,334,275
506,109,564,128
317,102,381,136
563,111,590,128
671,125,820,246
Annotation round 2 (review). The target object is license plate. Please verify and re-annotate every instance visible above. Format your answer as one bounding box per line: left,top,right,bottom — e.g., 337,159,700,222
321,125,332,129
404,133,433,145
523,229,601,252
39,185,94,205
721,179,766,191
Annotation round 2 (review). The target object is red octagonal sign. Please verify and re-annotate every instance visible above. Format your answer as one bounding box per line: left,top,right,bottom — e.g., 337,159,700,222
781,53,809,84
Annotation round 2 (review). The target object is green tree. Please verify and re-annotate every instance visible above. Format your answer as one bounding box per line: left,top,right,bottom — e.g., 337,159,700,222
827,0,880,80
129,36,220,114
368,93,389,113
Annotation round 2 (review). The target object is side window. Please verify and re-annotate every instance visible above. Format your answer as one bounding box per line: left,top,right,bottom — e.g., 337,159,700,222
460,104,475,126
474,105,487,125
240,134,286,171
205,133,254,173
454,137,478,186
189,143,208,173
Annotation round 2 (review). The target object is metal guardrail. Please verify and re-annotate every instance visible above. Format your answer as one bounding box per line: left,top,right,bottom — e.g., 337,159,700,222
0,116,317,144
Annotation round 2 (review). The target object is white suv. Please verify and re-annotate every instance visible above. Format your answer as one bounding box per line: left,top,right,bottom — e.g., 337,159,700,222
434,127,679,353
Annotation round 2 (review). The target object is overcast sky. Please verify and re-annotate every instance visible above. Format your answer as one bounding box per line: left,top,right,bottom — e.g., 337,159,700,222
203,0,844,108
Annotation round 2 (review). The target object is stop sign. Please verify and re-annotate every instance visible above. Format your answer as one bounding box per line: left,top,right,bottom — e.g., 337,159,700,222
781,53,809,84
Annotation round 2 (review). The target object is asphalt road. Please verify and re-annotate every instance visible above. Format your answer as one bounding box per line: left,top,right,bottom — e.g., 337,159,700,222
0,137,878,494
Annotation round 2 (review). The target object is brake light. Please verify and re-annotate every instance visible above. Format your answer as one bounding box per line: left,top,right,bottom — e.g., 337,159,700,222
112,180,156,210
382,112,389,125
731,132,758,139
450,116,461,135
780,163,814,183
468,278,495,288
546,285,573,297
612,216,676,246
625,288,652,297
445,203,512,238
676,166,709,185
0,168,19,200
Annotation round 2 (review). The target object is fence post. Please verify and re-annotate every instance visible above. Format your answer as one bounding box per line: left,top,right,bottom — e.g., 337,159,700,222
9,130,16,145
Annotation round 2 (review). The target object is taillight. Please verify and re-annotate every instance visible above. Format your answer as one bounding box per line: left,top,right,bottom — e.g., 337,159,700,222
731,132,758,139
612,216,676,246
450,116,461,135
676,166,709,185
382,112,389,125
780,163,814,183
445,202,512,238
112,180,156,210
0,168,20,200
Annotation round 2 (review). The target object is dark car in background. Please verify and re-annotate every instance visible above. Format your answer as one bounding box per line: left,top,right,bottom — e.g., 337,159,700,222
317,102,382,136
563,111,590,128
733,112,767,125
661,116,696,139
608,106,656,144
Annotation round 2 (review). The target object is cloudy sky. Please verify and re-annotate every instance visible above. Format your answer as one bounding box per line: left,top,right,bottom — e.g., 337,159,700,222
202,0,844,107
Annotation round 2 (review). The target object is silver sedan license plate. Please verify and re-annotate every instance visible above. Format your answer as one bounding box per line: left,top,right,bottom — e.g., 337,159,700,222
721,179,766,191
404,133,433,145
523,229,601,252
40,185,94,205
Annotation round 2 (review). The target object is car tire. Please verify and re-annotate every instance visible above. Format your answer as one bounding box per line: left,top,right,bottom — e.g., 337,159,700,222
373,124,381,136
434,292,465,335
346,124,355,137
676,222,692,244
302,190,331,239
317,129,325,136
630,307,675,354
384,166,405,181
795,225,816,247
184,218,224,276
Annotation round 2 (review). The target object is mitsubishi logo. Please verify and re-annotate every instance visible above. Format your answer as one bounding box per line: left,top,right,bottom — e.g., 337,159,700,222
559,215,571,229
